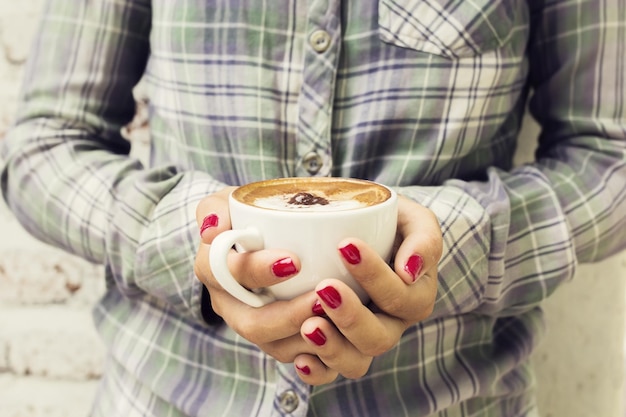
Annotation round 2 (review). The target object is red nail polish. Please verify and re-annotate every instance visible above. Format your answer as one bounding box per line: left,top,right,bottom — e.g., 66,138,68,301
339,243,361,265
312,300,325,316
272,258,298,278
316,286,342,309
305,328,326,346
200,214,219,235
404,254,424,282
296,364,311,375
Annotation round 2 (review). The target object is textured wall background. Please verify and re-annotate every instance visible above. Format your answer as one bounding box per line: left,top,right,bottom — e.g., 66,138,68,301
1,2,625,417
1,2,131,416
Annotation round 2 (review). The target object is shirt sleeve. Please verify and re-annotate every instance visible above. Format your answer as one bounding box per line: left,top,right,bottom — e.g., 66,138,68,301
401,0,626,318
0,0,225,324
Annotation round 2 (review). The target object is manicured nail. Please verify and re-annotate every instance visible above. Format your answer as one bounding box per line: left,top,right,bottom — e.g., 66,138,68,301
305,328,326,346
404,254,424,282
316,286,342,309
296,364,311,375
271,258,298,278
339,243,361,265
200,214,219,235
312,300,325,316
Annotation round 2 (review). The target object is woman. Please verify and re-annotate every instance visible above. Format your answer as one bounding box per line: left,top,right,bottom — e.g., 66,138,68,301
2,0,625,415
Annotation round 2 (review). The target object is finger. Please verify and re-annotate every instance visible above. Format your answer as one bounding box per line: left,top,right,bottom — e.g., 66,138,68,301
258,334,318,364
195,187,236,243
293,354,339,385
226,248,301,290
337,238,436,324
195,242,303,329
314,279,406,357
207,276,320,343
301,316,373,379
196,227,301,292
394,195,443,284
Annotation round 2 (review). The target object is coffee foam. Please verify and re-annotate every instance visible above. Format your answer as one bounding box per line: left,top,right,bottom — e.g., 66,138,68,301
253,195,367,211
234,178,391,212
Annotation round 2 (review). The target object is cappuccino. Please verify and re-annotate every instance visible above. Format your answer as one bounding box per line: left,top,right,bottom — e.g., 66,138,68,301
210,176,398,306
233,177,391,212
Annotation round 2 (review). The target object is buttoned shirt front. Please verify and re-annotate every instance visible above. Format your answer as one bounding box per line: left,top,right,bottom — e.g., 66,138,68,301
2,0,626,416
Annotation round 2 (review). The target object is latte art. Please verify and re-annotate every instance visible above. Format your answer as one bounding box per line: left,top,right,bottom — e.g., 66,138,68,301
233,177,391,212
254,193,367,211
288,192,329,206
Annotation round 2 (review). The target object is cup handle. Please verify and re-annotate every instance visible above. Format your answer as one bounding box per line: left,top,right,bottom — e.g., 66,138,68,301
208,227,275,307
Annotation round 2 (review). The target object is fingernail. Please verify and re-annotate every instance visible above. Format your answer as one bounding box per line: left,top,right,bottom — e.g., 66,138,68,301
271,258,298,278
296,364,311,375
316,286,342,309
339,243,361,265
312,300,325,316
305,328,326,346
404,254,424,282
200,214,219,235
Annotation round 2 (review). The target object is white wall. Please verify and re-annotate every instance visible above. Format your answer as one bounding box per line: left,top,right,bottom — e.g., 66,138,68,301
1,3,114,416
1,2,624,416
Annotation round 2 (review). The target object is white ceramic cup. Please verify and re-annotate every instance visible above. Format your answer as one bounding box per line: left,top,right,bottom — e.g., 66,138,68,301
209,177,398,307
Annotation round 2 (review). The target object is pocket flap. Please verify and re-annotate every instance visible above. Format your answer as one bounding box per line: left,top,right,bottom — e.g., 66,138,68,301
379,0,516,58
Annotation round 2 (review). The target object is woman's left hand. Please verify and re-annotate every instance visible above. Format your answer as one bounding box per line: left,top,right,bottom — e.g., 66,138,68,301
294,195,442,385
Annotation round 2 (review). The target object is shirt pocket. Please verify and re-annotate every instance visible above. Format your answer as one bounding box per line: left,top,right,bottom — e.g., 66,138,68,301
378,0,516,59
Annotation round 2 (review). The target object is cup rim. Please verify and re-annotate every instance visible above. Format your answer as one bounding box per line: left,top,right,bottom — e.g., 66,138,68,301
230,177,396,214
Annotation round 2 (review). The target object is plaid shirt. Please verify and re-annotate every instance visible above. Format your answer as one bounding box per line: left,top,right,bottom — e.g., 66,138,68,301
2,0,626,416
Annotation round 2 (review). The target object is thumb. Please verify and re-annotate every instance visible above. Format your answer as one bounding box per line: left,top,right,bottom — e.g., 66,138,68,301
196,186,236,243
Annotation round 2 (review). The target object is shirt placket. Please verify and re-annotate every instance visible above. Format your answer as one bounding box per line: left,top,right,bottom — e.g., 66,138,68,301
295,0,341,177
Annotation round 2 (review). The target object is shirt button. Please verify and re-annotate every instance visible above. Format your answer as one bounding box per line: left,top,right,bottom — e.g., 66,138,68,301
302,151,323,175
278,390,299,413
310,30,331,53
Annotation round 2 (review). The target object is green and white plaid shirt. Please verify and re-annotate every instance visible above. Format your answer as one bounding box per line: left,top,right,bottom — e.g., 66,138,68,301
2,0,625,416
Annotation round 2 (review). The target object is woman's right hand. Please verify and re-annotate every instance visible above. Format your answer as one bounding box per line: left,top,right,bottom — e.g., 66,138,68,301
194,188,320,364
